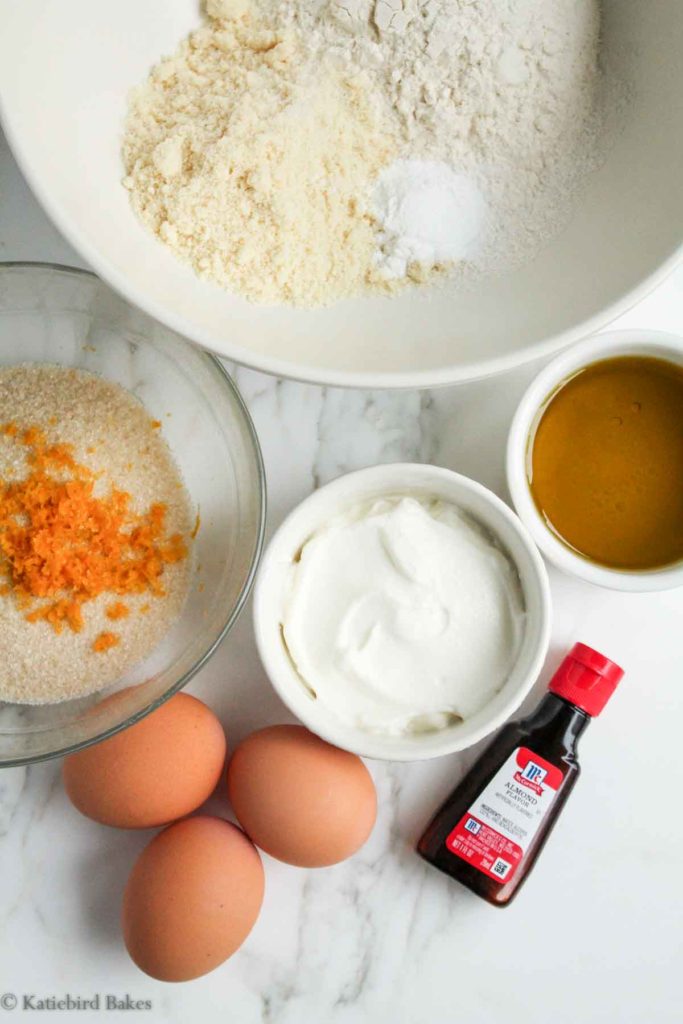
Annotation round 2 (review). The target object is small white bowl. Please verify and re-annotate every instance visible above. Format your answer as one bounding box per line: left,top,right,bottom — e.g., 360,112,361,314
253,464,551,761
507,329,683,592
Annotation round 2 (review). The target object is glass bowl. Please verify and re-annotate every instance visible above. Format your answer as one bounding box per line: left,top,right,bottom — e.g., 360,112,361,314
0,263,266,766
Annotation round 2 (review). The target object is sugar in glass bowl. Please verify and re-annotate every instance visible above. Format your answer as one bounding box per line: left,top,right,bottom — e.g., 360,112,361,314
0,263,265,766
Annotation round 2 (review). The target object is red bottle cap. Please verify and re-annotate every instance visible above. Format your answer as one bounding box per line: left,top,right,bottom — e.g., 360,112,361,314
548,643,624,717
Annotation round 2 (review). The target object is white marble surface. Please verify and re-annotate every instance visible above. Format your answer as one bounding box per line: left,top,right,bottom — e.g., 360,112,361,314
1,128,682,1024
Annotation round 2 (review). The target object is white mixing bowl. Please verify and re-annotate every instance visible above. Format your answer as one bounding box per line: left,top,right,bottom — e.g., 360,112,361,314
0,1,681,387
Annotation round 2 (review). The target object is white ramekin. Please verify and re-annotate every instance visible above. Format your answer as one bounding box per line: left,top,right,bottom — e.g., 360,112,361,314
253,464,551,762
507,329,683,593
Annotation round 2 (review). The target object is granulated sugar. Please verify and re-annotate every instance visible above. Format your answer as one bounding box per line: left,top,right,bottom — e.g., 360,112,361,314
0,365,193,705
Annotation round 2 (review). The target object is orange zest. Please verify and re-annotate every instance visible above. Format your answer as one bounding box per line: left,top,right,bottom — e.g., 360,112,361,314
25,598,84,634
106,601,130,621
0,424,187,651
93,632,120,653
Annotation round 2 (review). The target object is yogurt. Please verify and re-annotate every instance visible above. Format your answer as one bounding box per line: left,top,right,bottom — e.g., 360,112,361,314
281,496,525,736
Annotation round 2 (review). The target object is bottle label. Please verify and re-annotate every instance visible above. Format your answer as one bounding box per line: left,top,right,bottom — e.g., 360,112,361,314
445,747,564,885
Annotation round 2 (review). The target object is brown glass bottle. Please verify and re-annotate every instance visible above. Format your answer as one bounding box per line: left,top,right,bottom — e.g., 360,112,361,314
417,643,624,907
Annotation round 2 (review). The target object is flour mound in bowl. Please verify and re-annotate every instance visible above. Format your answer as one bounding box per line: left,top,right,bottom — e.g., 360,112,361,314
122,0,608,307
0,366,193,705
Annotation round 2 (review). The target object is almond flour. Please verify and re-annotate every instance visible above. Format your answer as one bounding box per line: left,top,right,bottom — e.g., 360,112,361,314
123,5,395,306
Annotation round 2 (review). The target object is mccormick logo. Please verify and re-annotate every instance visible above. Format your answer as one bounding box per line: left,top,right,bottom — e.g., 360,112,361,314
514,760,548,795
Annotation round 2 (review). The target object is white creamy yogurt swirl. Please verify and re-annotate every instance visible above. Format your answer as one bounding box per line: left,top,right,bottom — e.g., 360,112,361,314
281,497,525,736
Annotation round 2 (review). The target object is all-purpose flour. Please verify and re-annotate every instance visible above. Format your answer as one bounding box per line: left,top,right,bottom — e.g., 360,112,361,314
273,0,605,278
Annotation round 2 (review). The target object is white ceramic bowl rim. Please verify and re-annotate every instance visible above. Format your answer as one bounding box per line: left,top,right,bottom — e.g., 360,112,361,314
3,107,681,391
507,328,683,593
254,463,552,761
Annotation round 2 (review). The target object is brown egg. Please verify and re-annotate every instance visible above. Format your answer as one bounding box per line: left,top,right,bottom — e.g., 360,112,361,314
63,693,226,828
123,816,264,982
226,725,377,867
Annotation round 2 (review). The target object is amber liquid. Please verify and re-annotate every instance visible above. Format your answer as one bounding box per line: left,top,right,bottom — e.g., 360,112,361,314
530,355,683,570
417,695,588,906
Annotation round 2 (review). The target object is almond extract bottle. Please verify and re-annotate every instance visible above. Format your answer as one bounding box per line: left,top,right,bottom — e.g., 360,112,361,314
417,643,624,907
